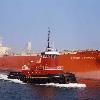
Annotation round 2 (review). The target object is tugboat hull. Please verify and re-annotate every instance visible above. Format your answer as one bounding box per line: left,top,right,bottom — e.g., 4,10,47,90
7,72,77,84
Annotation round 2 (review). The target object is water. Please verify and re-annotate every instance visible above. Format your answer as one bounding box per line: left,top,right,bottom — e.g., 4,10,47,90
0,74,100,100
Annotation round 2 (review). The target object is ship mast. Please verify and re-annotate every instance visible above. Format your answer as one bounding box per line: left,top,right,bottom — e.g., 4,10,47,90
46,27,52,51
41,28,59,56
47,27,50,49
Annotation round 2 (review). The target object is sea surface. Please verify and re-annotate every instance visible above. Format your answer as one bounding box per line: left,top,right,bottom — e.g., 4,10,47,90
0,73,100,100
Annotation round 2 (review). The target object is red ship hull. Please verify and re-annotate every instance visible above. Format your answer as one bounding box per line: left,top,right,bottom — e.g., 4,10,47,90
0,56,39,71
58,51,100,79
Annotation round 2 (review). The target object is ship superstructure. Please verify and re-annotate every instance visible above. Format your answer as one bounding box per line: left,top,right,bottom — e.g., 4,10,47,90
0,38,11,56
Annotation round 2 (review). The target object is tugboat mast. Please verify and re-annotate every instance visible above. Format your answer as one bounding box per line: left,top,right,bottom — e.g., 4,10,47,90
47,27,51,49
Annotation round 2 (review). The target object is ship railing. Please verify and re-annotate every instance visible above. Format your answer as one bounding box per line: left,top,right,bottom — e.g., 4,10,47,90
23,65,64,71
44,66,63,70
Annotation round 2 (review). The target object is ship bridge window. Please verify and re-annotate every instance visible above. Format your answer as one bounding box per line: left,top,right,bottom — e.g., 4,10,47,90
42,54,57,58
48,55,57,58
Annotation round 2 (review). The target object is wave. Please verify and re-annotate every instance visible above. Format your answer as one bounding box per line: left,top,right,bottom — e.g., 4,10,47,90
39,83,86,88
0,73,26,84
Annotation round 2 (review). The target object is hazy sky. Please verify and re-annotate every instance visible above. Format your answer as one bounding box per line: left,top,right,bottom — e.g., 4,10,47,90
0,0,100,52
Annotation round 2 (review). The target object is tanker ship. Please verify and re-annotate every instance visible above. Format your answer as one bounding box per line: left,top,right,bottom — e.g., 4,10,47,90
0,29,100,80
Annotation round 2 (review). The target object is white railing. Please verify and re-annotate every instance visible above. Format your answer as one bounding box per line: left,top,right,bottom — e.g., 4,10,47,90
44,66,63,70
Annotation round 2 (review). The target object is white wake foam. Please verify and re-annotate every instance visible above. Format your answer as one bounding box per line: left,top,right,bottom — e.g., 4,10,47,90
39,83,86,88
0,74,86,88
0,73,25,84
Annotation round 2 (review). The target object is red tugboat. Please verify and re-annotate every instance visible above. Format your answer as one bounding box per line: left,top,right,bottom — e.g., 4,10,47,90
8,29,77,84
